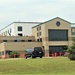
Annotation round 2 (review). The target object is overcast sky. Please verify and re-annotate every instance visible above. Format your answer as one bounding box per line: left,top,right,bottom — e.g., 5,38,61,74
0,0,75,29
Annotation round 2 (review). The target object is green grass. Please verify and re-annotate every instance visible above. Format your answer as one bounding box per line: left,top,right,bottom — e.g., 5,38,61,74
0,57,75,75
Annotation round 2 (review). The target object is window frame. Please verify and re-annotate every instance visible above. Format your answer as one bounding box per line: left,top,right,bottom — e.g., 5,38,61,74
18,26,22,31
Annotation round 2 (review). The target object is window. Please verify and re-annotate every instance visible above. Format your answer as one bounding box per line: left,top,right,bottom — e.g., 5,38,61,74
0,52,1,55
14,40,18,42
10,28,11,33
18,26,22,31
40,38,42,42
37,26,41,31
3,40,7,42
39,26,41,30
21,40,25,42
18,34,23,36
37,33,39,37
72,28,75,35
49,46,67,56
5,31,7,35
37,39,39,42
8,30,9,34
6,50,12,55
39,32,41,36
72,32,75,35
28,40,32,42
37,27,38,31
2,51,4,55
48,29,68,41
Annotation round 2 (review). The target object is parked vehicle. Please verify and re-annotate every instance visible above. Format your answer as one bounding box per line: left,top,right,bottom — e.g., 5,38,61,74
25,47,44,59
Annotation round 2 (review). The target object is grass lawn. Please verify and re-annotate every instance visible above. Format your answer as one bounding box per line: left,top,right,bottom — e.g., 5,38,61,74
0,57,75,75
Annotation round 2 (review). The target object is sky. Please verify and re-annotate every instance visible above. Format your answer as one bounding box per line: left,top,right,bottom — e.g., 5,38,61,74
0,0,75,30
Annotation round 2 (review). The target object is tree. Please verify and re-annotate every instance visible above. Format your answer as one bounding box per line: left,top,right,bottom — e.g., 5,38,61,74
68,39,75,60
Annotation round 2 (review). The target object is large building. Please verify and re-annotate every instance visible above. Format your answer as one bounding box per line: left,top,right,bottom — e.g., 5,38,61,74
32,17,74,56
0,17,75,58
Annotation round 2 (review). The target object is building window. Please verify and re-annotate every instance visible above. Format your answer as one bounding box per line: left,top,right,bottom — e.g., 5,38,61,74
48,29,68,41
10,28,11,33
2,51,4,55
6,31,7,35
39,26,41,30
28,40,32,42
37,39,39,42
71,28,75,35
3,40,7,42
18,26,22,31
18,34,23,36
14,40,18,42
21,40,25,42
56,21,60,26
37,27,39,31
0,52,1,55
8,30,9,34
37,33,39,37
72,32,75,35
39,32,41,36
40,38,42,42
37,26,41,31
6,50,12,55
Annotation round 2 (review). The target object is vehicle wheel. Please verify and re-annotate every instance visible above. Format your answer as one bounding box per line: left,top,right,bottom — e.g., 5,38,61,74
40,56,42,58
31,56,34,59
26,57,27,59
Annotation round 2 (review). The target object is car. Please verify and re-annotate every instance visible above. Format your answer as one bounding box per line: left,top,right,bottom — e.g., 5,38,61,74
25,47,44,59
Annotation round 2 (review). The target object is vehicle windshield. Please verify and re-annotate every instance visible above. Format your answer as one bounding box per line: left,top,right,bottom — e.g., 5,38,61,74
34,47,42,51
26,48,33,52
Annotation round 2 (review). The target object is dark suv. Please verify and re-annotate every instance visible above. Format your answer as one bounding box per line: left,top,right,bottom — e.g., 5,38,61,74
25,47,44,59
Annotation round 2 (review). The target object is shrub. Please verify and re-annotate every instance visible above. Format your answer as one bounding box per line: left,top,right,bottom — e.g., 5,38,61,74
10,51,19,58
67,39,75,60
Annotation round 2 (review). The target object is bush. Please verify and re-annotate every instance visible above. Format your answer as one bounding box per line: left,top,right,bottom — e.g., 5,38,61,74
68,54,75,60
67,39,75,60
10,51,19,58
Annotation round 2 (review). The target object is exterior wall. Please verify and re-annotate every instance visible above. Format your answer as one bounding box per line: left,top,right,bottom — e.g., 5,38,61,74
0,43,5,58
0,17,74,58
0,36,36,43
0,22,40,36
4,42,42,51
0,42,42,57
45,18,72,46
0,23,14,36
32,17,72,56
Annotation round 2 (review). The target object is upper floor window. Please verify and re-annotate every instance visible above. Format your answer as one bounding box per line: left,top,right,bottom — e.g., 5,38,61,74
71,28,75,35
48,29,68,41
18,26,22,31
10,28,11,33
37,33,39,36
39,26,41,30
37,26,41,31
8,30,9,34
39,32,41,36
37,27,39,31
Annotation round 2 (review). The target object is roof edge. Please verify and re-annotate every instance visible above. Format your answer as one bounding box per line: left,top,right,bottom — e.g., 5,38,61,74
32,17,71,28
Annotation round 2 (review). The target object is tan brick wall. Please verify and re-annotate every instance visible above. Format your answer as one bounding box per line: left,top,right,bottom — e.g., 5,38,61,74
0,42,42,57
32,18,72,57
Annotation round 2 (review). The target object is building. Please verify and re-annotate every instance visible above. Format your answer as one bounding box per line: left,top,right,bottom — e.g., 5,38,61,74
0,36,42,58
0,22,41,36
32,17,73,56
0,17,75,58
